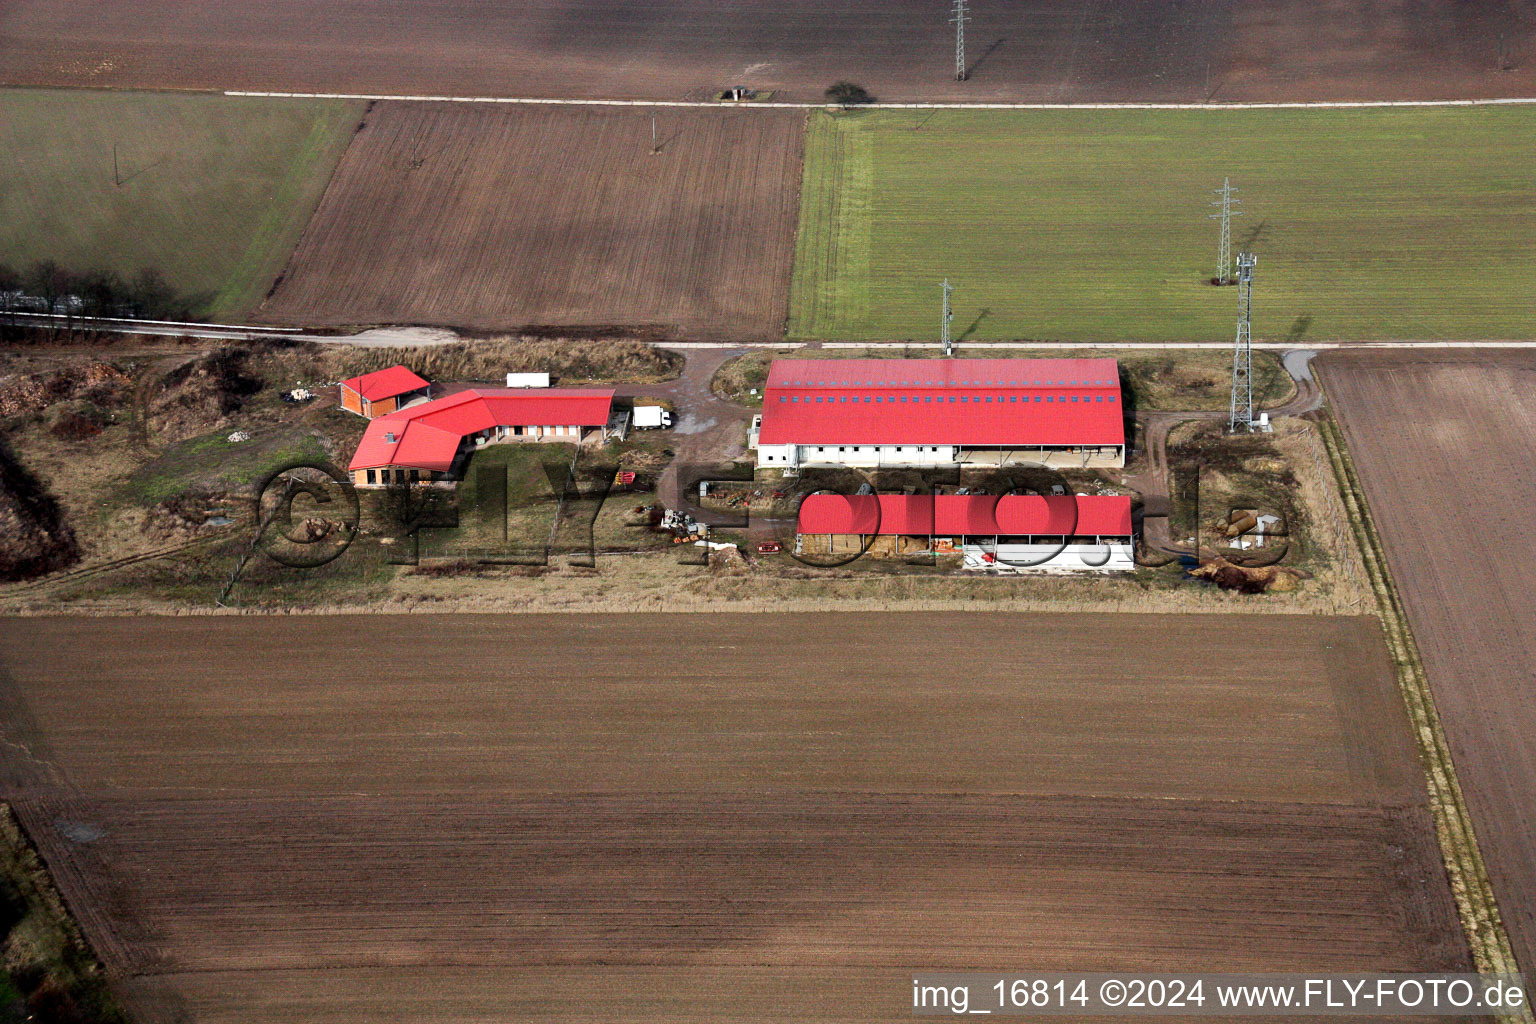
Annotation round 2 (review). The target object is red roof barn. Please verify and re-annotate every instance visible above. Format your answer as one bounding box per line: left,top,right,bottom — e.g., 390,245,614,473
339,365,431,419
754,358,1125,470
797,493,1133,539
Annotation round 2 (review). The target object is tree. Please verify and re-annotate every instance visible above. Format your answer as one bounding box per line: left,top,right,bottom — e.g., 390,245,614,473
128,267,175,318
0,262,18,326
825,81,874,108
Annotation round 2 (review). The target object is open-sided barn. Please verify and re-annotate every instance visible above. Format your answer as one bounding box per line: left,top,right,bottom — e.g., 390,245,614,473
797,493,1135,572
754,358,1125,471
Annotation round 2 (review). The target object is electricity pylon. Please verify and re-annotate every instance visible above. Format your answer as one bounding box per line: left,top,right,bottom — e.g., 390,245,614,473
951,0,970,81
1228,252,1257,432
941,279,955,355
1209,178,1242,284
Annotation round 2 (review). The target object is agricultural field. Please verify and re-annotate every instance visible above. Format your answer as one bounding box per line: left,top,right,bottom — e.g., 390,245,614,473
1320,351,1536,978
0,89,362,318
0,613,1468,1022
790,106,1536,343
258,103,803,339
0,0,1529,103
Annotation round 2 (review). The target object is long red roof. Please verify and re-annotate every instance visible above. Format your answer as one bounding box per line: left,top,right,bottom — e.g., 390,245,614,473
349,387,614,472
797,493,1133,538
757,358,1124,447
340,365,430,402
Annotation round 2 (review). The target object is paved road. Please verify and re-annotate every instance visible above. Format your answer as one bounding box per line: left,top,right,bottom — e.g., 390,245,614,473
228,89,1536,112
10,312,1536,352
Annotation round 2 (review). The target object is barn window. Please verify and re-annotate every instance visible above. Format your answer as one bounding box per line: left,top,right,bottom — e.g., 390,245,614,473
366,469,377,485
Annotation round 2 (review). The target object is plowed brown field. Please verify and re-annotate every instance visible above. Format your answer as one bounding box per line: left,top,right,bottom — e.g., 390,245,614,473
254,103,802,339
1321,351,1536,979
0,613,1469,1023
1,0,1531,103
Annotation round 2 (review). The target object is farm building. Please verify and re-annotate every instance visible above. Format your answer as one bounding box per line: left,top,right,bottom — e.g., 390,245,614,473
348,387,616,488
797,492,1135,572
339,365,431,419
753,358,1125,470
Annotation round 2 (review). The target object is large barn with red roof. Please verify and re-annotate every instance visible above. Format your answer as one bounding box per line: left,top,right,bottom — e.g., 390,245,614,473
752,357,1125,470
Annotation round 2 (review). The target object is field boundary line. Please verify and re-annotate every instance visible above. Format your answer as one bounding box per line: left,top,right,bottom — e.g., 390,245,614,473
1318,407,1529,1000
225,90,1536,111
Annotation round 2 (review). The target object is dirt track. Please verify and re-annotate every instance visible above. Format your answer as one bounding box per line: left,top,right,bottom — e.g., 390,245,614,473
2,0,1531,103
256,103,802,339
1320,351,1536,979
0,613,1468,1023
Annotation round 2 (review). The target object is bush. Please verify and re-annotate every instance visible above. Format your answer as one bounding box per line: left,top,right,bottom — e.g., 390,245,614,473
825,81,875,107
261,335,683,389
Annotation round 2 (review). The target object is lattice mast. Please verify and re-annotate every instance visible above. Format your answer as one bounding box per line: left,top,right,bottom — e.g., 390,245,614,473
1228,252,1257,432
1209,178,1242,284
951,0,970,81
941,278,955,356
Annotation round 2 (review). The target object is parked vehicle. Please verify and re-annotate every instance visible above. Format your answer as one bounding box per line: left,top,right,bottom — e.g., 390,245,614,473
633,405,672,429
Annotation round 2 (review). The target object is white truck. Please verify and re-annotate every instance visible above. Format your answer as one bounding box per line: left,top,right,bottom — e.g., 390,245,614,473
633,404,673,430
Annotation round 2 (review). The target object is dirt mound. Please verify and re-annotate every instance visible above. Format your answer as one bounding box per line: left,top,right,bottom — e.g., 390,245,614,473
0,362,129,419
1190,556,1300,594
140,490,236,541
149,349,263,441
0,443,79,582
707,543,748,575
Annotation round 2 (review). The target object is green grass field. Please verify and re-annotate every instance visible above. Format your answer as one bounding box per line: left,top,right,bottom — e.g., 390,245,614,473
0,89,362,318
789,107,1536,343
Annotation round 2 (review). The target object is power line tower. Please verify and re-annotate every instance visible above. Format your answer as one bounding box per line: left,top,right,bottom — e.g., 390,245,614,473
951,0,970,81
1228,252,1257,432
1209,177,1242,284
941,278,955,355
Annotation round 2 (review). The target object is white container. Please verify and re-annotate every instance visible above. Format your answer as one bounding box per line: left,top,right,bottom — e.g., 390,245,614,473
505,372,550,388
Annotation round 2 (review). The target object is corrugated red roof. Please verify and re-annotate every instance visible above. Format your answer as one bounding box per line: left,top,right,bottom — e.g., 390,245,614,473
348,387,614,472
797,493,1133,538
757,358,1124,447
340,365,430,402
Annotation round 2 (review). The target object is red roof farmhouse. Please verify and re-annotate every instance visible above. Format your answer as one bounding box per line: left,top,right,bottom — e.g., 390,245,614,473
348,386,616,488
752,357,1125,470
